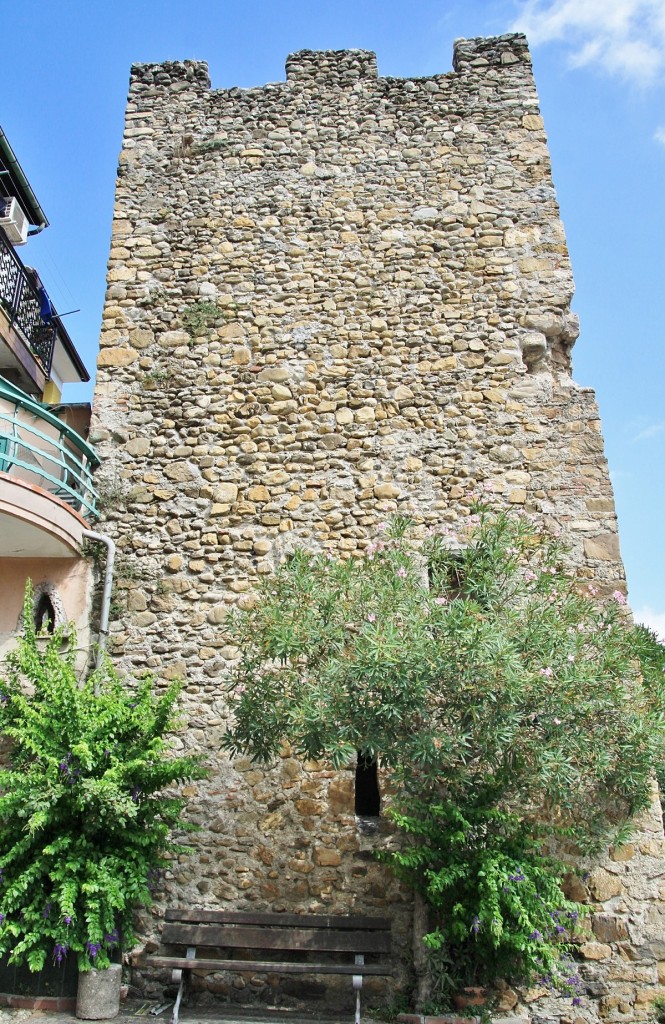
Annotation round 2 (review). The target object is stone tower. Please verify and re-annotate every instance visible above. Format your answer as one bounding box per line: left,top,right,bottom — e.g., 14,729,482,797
91,35,665,1019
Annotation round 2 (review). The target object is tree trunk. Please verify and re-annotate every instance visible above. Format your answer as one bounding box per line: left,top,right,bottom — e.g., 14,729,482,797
412,890,432,1009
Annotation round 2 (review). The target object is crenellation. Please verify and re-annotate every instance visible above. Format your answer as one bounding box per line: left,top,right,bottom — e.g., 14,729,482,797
452,33,532,73
285,48,378,83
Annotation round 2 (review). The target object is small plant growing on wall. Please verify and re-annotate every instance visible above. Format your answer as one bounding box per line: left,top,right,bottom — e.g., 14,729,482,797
222,504,665,1001
181,301,222,337
0,588,206,973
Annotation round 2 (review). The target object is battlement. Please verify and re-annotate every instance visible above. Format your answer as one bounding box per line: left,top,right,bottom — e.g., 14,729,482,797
286,48,378,83
128,59,211,95
127,34,532,98
452,32,531,71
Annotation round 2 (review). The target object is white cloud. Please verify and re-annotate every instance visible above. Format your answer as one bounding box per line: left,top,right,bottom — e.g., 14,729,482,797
632,421,665,441
655,125,665,145
512,0,665,85
634,605,665,639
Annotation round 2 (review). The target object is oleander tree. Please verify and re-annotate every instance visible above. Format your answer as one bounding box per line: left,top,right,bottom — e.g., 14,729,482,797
222,504,665,998
0,590,206,972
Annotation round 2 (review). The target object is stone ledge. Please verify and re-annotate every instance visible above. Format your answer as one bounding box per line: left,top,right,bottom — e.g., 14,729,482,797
0,991,77,1011
396,1016,529,1024
396,1015,480,1024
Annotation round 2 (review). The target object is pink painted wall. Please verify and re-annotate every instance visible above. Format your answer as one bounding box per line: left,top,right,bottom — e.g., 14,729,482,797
0,557,94,669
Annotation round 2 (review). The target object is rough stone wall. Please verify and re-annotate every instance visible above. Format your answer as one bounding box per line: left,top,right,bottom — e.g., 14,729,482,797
90,35,665,1019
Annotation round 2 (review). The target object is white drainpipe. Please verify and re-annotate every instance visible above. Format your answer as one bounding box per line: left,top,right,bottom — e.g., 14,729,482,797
81,529,116,670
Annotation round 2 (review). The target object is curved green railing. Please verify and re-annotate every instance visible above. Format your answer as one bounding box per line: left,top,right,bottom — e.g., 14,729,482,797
0,376,100,520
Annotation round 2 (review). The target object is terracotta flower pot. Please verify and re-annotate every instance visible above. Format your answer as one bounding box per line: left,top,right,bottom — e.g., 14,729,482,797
452,986,489,1010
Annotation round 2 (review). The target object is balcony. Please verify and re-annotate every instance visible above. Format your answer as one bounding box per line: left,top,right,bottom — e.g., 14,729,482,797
0,377,100,557
0,228,60,395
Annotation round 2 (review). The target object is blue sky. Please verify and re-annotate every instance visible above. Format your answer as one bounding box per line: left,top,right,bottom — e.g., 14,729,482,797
2,0,663,630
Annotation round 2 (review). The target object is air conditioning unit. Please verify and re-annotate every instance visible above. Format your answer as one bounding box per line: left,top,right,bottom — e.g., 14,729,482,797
0,196,29,245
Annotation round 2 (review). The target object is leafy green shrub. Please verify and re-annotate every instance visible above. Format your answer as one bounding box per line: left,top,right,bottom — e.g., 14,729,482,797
223,505,665,995
384,800,584,997
0,592,205,972
224,507,664,846
631,624,665,793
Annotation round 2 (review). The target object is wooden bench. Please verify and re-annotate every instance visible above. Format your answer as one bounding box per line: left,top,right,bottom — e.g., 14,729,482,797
143,909,393,1024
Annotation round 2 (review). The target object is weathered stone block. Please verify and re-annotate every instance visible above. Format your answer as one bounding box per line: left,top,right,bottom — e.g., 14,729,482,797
97,346,137,368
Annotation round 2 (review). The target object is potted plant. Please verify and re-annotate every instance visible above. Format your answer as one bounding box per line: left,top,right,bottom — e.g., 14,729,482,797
0,588,205,1017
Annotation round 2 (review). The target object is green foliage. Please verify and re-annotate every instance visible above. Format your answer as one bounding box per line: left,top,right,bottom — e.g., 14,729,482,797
181,301,221,337
631,624,665,791
224,507,665,847
223,506,665,996
651,995,665,1023
383,800,584,995
94,476,128,514
0,589,206,972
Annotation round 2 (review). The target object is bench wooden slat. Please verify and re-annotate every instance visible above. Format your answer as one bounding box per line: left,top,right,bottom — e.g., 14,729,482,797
150,909,392,1024
161,923,391,954
163,909,390,931
144,956,392,976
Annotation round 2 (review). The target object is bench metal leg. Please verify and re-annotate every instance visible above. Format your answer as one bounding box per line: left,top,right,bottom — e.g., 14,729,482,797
171,946,196,1024
353,954,364,1024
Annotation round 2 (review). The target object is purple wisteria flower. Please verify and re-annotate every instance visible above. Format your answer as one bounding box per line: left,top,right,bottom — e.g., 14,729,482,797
471,915,480,934
85,941,101,959
53,942,68,965
529,930,542,941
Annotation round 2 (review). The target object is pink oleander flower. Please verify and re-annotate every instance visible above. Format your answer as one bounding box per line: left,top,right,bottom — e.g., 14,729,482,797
397,566,407,578
377,521,389,532
539,667,553,677
588,585,598,596
612,590,627,605
367,613,376,623
434,596,448,605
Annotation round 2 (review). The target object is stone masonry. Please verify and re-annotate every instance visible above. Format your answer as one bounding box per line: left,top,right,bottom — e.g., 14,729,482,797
90,35,665,1020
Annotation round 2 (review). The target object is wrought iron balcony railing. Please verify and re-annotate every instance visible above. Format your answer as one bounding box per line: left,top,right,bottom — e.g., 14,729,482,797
0,377,100,520
0,228,56,374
